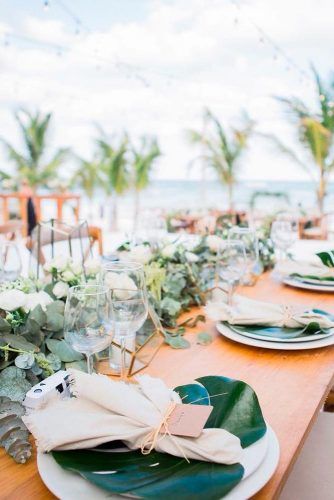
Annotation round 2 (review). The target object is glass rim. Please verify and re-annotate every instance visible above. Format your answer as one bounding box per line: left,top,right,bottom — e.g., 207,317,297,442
69,284,110,296
102,260,144,272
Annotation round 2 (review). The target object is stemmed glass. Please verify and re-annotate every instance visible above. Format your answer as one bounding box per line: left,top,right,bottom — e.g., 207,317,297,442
64,284,113,374
1,242,22,281
228,226,259,285
110,287,148,381
101,261,147,379
216,240,246,305
270,220,298,262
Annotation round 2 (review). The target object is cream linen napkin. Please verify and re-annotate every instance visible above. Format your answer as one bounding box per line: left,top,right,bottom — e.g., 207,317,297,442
206,293,334,328
23,369,242,465
277,259,334,280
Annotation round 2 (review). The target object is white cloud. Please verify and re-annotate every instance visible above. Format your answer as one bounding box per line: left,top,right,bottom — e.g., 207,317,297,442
0,0,333,183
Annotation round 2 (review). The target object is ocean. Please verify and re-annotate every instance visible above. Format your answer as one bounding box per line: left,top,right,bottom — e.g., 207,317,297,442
37,179,334,231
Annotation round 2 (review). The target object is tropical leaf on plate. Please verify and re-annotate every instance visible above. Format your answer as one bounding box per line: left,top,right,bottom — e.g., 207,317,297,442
52,376,266,499
226,315,332,340
316,250,334,268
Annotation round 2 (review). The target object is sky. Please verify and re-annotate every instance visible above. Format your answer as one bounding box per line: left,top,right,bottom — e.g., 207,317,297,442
0,0,334,182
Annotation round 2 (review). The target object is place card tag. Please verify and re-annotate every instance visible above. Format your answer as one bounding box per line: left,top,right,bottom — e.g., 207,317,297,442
161,403,213,438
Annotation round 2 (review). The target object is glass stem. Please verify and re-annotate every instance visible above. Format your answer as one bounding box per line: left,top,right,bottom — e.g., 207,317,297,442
86,354,93,375
227,282,234,306
120,335,127,382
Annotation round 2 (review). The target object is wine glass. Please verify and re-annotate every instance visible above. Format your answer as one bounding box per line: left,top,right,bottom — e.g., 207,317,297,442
228,226,259,285
1,242,22,281
64,284,113,374
216,240,246,305
270,220,298,262
110,287,148,381
101,261,147,377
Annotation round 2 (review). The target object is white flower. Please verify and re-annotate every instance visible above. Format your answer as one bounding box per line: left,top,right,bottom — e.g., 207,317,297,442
185,251,199,263
53,281,70,299
206,235,226,253
0,290,27,311
44,256,70,273
84,258,101,276
124,245,152,264
71,262,84,275
161,243,177,258
62,270,75,282
105,272,137,299
43,261,53,273
24,291,53,312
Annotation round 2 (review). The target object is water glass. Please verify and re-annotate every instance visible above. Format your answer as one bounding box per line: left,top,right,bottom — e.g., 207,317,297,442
101,261,147,377
270,220,298,261
1,242,22,281
64,284,113,374
110,287,148,380
216,240,246,305
228,226,259,285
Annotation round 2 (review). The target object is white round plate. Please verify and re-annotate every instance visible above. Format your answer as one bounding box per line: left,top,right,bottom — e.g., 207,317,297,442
283,277,334,292
294,277,334,286
217,323,334,350
37,428,277,500
227,324,334,343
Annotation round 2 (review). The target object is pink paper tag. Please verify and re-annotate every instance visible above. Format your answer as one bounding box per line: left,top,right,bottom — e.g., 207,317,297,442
161,404,213,438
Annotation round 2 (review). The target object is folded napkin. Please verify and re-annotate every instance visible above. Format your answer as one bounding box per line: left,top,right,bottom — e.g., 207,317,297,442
23,370,242,465
206,293,334,329
278,250,334,281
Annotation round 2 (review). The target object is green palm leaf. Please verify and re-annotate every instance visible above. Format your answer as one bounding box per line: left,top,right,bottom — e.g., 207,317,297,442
52,375,266,500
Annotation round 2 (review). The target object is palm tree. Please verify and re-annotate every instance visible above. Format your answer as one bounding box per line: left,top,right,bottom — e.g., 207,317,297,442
267,68,334,215
71,156,104,219
187,109,254,211
1,109,70,189
96,131,129,230
131,136,161,230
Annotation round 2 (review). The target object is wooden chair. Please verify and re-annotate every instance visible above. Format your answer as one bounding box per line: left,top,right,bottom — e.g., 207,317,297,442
299,215,327,240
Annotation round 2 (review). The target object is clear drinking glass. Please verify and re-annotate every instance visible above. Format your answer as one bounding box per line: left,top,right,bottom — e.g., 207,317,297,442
1,242,22,281
216,240,246,305
101,261,147,376
270,220,298,261
228,226,259,285
63,284,113,374
110,287,148,381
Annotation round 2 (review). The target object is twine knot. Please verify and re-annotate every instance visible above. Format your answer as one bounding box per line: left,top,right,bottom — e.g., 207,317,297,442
140,401,190,463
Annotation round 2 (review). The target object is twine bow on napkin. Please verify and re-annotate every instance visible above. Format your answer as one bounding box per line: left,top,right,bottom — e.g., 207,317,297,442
140,401,190,463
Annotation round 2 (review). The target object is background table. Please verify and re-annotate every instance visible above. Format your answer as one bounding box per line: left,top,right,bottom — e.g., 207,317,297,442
1,273,334,499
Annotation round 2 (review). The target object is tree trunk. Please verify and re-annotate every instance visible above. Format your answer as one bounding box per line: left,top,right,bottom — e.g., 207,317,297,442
133,189,140,233
110,195,118,231
227,182,234,213
317,170,326,216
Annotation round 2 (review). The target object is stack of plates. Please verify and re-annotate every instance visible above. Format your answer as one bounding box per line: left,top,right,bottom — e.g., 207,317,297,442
283,275,334,292
37,426,279,499
217,322,334,350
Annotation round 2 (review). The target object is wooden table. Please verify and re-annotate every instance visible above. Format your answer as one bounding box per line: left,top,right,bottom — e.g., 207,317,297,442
1,273,334,499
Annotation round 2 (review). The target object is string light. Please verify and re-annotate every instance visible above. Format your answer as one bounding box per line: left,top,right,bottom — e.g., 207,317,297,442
229,0,312,85
43,0,49,11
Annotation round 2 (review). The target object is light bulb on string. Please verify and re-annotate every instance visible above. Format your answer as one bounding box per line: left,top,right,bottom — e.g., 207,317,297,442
43,0,49,11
